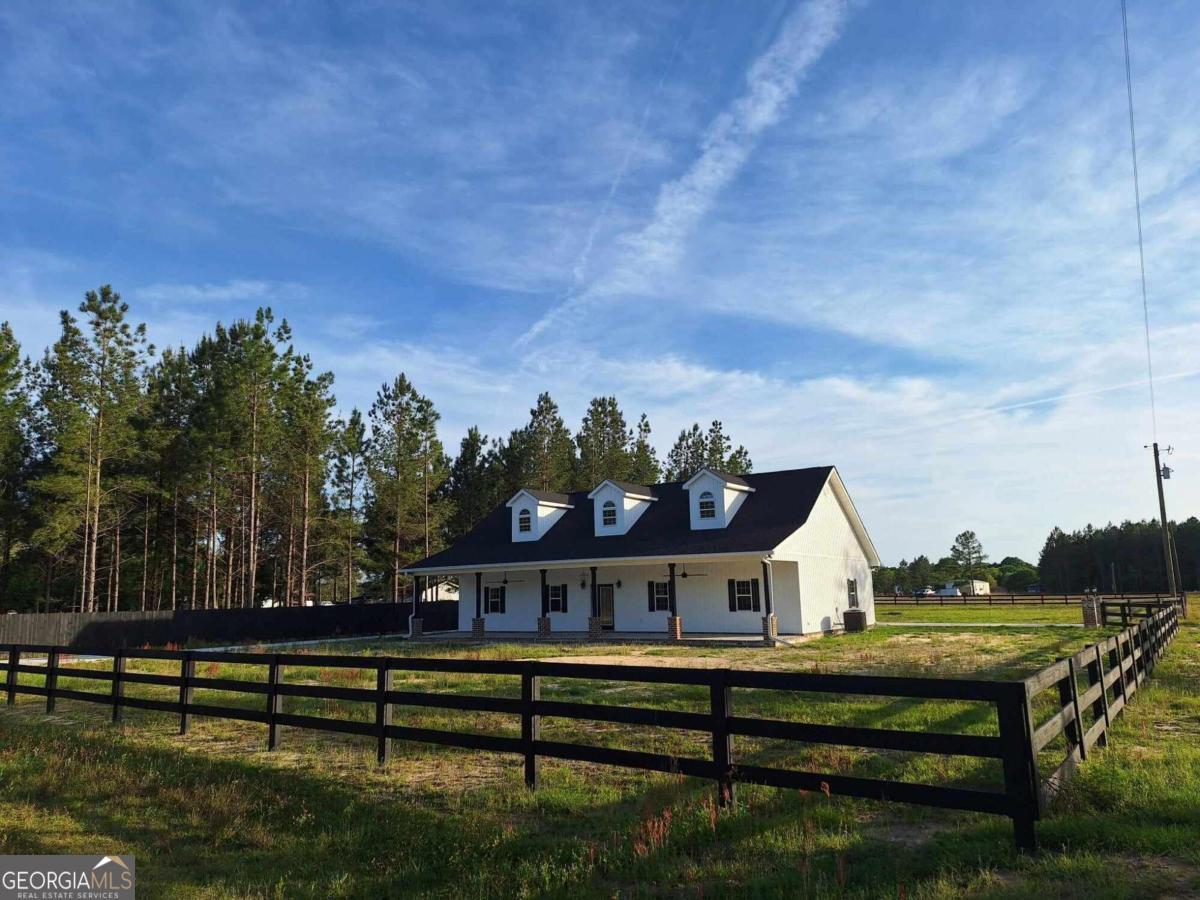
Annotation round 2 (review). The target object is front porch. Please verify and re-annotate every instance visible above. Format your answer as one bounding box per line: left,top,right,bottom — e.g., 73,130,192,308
407,555,801,643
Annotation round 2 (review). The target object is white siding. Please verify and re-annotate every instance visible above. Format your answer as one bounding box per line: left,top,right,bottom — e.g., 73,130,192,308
452,557,795,634
773,481,875,633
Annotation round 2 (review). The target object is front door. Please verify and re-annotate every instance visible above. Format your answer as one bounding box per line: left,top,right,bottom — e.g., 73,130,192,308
597,584,615,630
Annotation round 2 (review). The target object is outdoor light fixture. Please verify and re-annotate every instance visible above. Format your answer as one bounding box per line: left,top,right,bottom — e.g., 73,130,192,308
616,579,622,588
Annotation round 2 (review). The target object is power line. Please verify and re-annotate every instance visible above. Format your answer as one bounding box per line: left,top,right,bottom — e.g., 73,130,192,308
1120,0,1158,438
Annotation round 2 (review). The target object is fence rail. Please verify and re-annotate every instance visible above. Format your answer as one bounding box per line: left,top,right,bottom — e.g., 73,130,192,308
875,592,1175,606
0,601,1181,853
0,600,458,649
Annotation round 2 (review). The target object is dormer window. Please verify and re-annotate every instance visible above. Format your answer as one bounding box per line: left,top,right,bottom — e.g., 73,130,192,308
698,491,716,519
602,500,617,527
518,509,532,533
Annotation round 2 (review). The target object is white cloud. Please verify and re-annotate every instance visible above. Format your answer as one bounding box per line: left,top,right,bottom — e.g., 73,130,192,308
136,280,308,305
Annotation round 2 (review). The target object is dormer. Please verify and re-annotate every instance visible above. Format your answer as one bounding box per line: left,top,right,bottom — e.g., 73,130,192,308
505,489,573,542
586,480,657,536
682,468,754,530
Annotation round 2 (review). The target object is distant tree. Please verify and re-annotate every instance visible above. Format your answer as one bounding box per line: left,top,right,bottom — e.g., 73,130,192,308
664,424,707,481
332,409,368,601
628,414,661,484
666,420,753,480
0,323,30,606
442,426,499,542
576,396,632,486
504,392,576,493
949,530,989,581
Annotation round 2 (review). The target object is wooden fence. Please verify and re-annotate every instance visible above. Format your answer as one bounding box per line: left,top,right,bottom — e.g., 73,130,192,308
0,602,1180,853
0,600,459,649
875,592,1174,606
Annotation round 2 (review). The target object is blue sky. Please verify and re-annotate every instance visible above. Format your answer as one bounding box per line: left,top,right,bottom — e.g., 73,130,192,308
2,0,1198,564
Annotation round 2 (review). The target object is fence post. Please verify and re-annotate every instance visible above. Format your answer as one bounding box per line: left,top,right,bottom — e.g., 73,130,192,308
1110,635,1127,706
45,648,59,714
111,650,125,724
1062,658,1085,761
1090,645,1109,747
267,656,283,751
376,663,392,766
521,662,540,789
997,685,1039,852
710,668,735,808
179,652,195,735
7,646,18,705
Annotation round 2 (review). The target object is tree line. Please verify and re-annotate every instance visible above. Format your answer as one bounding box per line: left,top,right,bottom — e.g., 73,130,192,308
873,521,1197,596
0,287,753,612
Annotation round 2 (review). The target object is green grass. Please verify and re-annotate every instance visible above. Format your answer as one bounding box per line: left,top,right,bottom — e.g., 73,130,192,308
876,604,1086,625
1,606,1197,898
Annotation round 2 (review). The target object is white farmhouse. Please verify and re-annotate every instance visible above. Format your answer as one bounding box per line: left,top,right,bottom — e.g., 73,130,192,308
403,466,879,640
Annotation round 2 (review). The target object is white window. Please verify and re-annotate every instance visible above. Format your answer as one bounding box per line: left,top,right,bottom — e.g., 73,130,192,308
601,500,617,527
698,491,716,519
734,579,753,611
518,509,532,533
486,586,505,614
652,582,670,612
548,584,566,613
847,579,859,609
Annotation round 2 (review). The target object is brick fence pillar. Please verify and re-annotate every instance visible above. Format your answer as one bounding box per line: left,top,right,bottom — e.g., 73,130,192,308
1082,598,1100,628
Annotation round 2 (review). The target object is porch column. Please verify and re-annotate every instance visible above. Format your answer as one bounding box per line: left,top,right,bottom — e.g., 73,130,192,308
588,566,602,640
761,559,778,644
472,571,485,640
667,562,682,641
411,575,424,638
537,568,551,637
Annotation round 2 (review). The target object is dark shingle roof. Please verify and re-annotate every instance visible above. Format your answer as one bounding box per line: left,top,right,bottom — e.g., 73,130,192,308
512,488,572,506
407,467,834,571
600,480,656,498
702,469,750,487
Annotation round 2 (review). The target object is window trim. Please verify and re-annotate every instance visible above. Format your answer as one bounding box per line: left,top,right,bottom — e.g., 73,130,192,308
517,508,532,533
548,583,566,613
698,490,716,520
652,581,670,612
734,579,753,611
601,499,617,527
486,585,505,614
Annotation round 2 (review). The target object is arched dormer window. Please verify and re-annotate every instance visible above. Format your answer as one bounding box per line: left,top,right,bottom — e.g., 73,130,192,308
698,491,716,519
518,509,532,532
602,500,617,527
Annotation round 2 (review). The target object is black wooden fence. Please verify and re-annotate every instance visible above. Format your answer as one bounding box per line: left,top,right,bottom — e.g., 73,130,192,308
0,601,458,649
875,592,1174,606
0,602,1180,852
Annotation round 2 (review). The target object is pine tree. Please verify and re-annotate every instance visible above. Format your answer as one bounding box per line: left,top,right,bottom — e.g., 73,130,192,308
576,396,633,486
333,409,368,601
0,323,30,606
501,393,576,493
664,424,706,481
628,414,661,484
443,426,496,542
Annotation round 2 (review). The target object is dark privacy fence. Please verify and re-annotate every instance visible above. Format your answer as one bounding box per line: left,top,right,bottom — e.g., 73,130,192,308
0,601,459,650
1,601,1180,851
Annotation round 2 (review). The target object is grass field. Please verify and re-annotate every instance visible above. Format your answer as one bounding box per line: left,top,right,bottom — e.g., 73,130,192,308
0,606,1196,899
876,604,1086,625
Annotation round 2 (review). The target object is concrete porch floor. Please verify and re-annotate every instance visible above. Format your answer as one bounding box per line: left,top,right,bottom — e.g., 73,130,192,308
415,630,817,648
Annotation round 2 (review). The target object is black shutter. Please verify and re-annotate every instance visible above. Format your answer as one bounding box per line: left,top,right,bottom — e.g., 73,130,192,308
727,579,736,612
500,585,506,614
751,579,761,612
561,584,568,614
648,581,656,612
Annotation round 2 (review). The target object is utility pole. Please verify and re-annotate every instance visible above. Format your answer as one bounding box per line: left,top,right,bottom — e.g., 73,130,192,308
1149,442,1177,597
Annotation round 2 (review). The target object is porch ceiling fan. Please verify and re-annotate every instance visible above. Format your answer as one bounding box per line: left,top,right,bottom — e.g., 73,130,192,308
672,565,708,579
484,571,526,585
